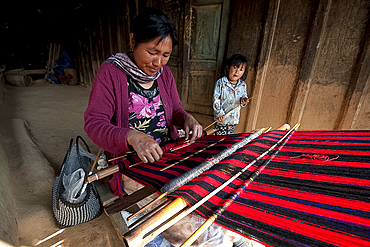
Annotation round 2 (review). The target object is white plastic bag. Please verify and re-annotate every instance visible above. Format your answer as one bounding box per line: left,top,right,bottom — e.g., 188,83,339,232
62,144,96,203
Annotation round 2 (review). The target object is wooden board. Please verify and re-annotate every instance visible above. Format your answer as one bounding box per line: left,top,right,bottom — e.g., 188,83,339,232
95,180,159,247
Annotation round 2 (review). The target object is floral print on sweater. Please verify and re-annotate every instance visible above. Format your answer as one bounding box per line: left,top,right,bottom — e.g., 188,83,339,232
128,78,169,145
213,76,248,125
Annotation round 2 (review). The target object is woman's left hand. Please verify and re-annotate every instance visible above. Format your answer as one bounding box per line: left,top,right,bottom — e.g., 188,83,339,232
183,114,203,142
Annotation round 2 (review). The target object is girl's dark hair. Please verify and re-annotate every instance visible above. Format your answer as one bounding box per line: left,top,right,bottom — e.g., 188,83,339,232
226,54,248,69
131,8,178,47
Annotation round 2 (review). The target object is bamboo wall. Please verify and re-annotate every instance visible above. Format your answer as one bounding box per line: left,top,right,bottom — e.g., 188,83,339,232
70,1,131,85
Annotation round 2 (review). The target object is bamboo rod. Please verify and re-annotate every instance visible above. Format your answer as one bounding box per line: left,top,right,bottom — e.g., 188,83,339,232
169,128,216,152
127,191,167,221
90,148,102,173
128,199,172,230
203,104,241,131
159,137,226,171
181,216,216,247
276,123,290,130
128,161,143,168
108,154,127,162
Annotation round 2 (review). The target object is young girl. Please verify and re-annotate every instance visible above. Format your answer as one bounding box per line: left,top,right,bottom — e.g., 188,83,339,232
213,54,249,135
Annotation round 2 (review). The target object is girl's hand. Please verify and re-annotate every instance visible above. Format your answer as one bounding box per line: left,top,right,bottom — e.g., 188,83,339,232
217,115,225,122
241,97,250,106
183,114,203,142
127,129,163,163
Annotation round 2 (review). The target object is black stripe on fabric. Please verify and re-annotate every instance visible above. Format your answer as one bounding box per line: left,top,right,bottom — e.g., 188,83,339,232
122,169,167,189
196,194,370,246
237,196,370,236
129,131,370,246
266,161,370,179
240,188,370,222
218,210,343,247
255,175,370,202
164,158,207,168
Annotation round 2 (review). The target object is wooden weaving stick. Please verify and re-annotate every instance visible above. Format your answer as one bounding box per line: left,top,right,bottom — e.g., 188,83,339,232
90,148,102,173
204,96,254,131
104,185,158,215
159,137,226,172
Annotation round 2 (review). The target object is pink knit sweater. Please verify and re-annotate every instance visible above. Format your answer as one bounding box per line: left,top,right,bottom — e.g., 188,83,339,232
84,62,188,197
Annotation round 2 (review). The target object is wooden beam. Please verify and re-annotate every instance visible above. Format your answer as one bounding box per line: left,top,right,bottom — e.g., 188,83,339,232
105,185,157,216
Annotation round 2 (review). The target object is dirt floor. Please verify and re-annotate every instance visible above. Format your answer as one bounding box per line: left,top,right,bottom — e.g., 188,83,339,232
0,79,214,247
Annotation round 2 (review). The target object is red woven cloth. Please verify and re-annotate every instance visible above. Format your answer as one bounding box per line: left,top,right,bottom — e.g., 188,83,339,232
119,130,370,246
119,133,250,189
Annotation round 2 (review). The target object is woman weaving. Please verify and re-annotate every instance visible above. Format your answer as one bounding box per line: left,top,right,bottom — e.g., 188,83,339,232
84,8,203,197
84,8,249,247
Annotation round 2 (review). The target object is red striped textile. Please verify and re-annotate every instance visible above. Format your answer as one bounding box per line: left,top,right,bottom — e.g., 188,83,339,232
118,130,370,246
169,130,370,247
119,133,250,189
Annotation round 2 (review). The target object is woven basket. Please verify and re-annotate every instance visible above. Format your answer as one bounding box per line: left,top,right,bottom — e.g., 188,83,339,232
52,136,102,228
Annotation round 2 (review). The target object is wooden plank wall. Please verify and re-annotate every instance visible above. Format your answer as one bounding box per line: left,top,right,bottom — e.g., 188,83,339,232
72,2,131,86
68,0,369,131
228,0,370,131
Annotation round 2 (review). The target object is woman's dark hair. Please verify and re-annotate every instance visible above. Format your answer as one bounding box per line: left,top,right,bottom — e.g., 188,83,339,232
226,54,248,69
131,8,178,47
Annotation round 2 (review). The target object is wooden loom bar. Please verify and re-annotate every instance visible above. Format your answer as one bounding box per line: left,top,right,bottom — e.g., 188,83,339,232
85,165,119,183
123,197,189,247
105,185,157,215
127,199,173,230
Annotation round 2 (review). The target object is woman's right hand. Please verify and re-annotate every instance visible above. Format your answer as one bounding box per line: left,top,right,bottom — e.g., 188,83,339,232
127,129,163,163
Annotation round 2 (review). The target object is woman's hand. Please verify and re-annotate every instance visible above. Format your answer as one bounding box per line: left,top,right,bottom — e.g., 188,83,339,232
127,129,163,163
183,114,203,142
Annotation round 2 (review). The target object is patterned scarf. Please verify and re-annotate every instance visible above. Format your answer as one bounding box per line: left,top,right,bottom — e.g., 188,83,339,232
105,52,163,84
